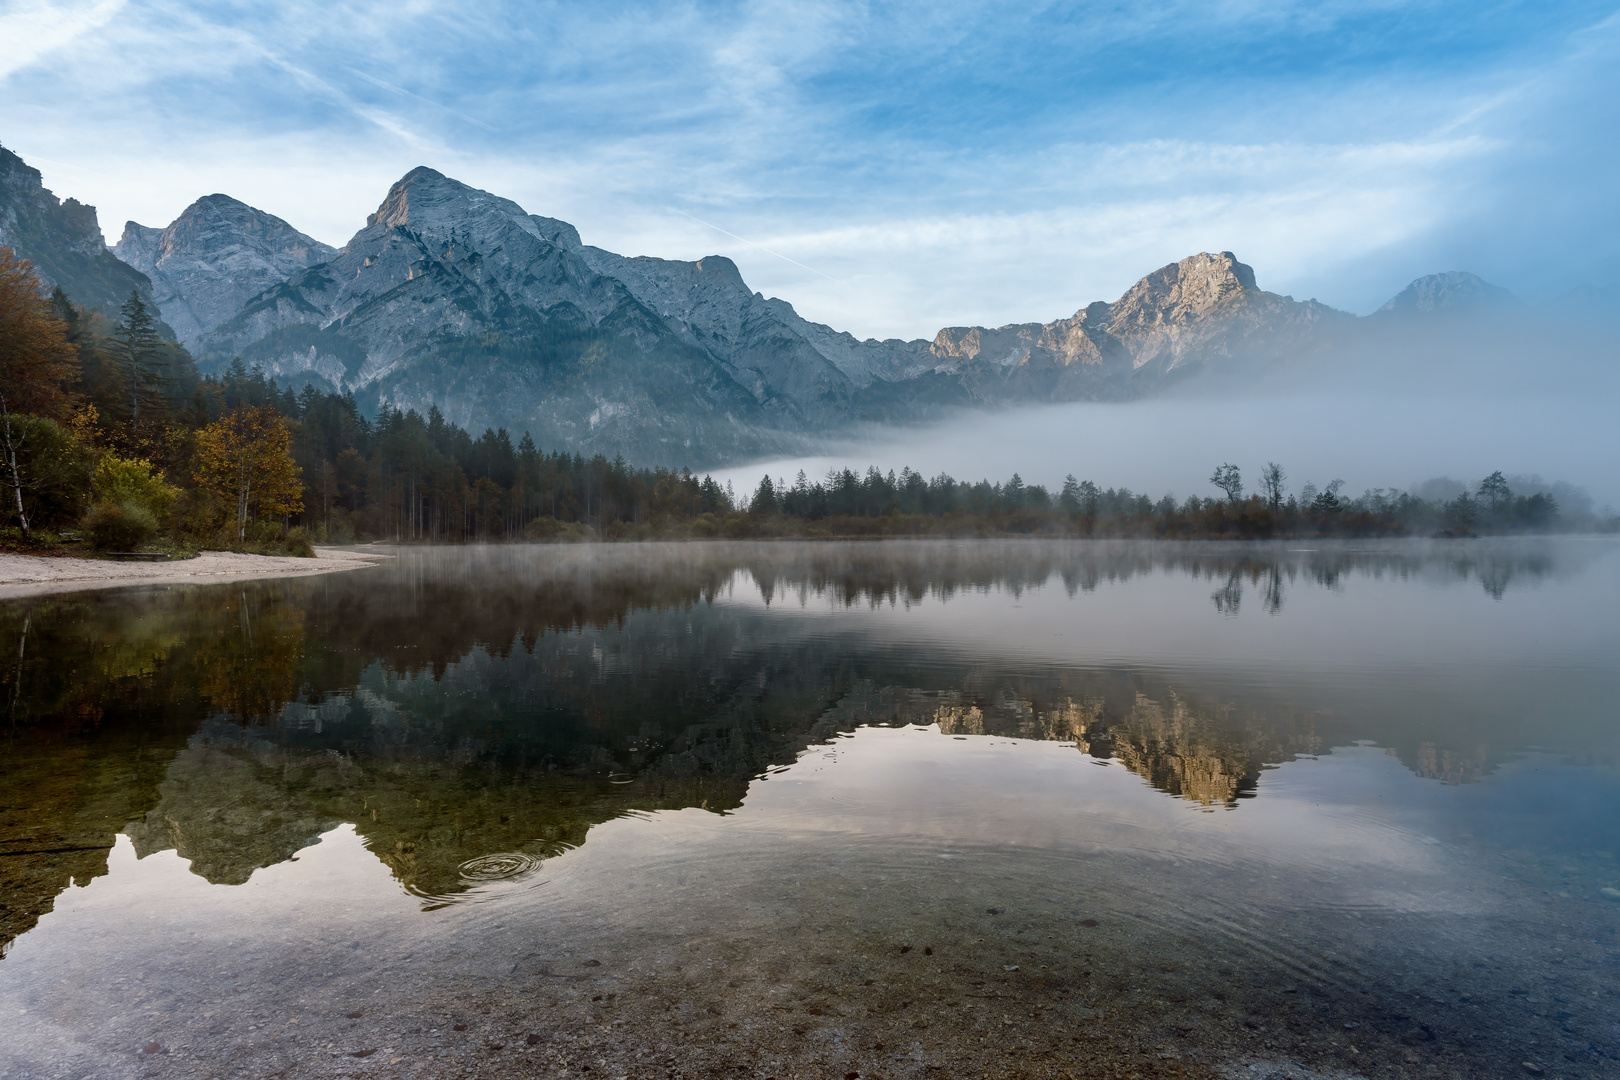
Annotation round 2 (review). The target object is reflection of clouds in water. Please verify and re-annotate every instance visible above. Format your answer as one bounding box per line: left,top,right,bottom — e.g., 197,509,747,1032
752,727,1467,903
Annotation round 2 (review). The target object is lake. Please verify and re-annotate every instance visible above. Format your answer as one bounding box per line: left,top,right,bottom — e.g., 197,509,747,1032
2,539,1618,1080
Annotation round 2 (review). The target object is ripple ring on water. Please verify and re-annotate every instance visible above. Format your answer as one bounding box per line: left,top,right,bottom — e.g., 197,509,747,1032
458,852,544,884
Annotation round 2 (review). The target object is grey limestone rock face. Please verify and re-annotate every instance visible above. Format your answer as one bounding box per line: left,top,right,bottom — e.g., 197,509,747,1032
186,176,1363,458
575,247,863,425
0,142,155,315
114,194,336,344
194,167,787,465
199,166,650,385
929,301,1132,401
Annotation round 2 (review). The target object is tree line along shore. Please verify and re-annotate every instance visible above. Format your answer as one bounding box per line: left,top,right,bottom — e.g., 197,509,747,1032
1,247,1610,554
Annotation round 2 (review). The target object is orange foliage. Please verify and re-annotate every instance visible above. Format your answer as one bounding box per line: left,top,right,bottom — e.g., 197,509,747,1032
0,247,79,420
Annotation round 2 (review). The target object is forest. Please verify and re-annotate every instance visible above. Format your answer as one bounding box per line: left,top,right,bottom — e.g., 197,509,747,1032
0,247,1604,553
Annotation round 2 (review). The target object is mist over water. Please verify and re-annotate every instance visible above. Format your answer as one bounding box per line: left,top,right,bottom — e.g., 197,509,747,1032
718,392,1618,509
718,314,1620,508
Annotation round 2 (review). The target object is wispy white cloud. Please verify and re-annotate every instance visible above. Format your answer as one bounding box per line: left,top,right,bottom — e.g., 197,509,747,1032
0,0,124,80
1,0,1615,335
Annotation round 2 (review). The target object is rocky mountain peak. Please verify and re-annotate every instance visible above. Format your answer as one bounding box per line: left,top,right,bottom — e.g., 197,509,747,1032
1377,271,1519,315
364,166,576,250
694,255,745,284
115,221,164,270
113,193,335,343
1107,251,1258,332
367,166,450,229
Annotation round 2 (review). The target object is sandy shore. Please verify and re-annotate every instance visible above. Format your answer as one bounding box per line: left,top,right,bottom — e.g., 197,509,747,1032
0,546,389,600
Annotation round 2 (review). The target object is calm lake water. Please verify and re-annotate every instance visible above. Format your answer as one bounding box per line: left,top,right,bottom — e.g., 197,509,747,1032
2,539,1618,1080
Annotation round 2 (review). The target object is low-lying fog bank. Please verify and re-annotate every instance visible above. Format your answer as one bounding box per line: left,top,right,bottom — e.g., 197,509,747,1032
718,311,1620,512
718,392,1617,514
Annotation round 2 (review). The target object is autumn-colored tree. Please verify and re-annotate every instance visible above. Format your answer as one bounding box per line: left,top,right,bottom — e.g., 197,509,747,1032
1,248,81,539
194,405,304,543
0,249,79,418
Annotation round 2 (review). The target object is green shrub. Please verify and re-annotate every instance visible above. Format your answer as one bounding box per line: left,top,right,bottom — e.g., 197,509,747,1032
317,509,356,544
92,454,178,522
85,499,159,551
247,519,284,546
282,526,315,557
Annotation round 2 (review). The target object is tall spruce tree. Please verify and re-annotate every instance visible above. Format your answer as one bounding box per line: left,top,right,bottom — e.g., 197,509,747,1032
114,290,163,432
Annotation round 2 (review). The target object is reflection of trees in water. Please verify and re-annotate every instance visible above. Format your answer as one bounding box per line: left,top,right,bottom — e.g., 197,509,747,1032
193,591,306,719
716,539,1565,610
1211,567,1246,615
0,537,1596,952
122,710,756,900
0,586,313,953
1203,544,1551,615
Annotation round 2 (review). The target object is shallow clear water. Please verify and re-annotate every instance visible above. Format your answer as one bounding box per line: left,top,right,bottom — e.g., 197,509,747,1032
2,539,1618,1080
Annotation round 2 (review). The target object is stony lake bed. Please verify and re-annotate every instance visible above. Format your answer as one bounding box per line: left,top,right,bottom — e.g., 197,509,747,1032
2,539,1617,1080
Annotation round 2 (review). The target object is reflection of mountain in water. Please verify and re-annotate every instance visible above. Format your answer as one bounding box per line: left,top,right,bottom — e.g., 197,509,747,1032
817,681,1327,807
122,710,752,901
0,538,1605,952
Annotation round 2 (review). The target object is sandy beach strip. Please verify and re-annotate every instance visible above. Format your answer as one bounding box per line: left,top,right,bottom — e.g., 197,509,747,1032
0,547,390,600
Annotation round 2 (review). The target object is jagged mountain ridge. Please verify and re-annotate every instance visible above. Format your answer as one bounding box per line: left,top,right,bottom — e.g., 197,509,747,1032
191,168,789,463
7,143,1587,466
167,169,1358,464
114,195,336,344
0,142,156,316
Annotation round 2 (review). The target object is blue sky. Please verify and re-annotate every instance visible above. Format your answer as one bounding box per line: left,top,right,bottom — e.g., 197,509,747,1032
4,0,1619,338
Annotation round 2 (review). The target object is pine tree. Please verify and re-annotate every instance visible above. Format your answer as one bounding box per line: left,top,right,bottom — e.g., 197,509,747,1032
748,475,779,515
1059,474,1082,513
114,290,163,433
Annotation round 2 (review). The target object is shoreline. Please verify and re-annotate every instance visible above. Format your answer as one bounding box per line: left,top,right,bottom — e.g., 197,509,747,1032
0,547,390,600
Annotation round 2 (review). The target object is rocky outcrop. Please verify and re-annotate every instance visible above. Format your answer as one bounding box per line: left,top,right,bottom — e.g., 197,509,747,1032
113,195,335,344
195,166,629,384
922,252,1352,398
575,249,863,425
576,245,934,401
929,301,1133,400
0,142,155,314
